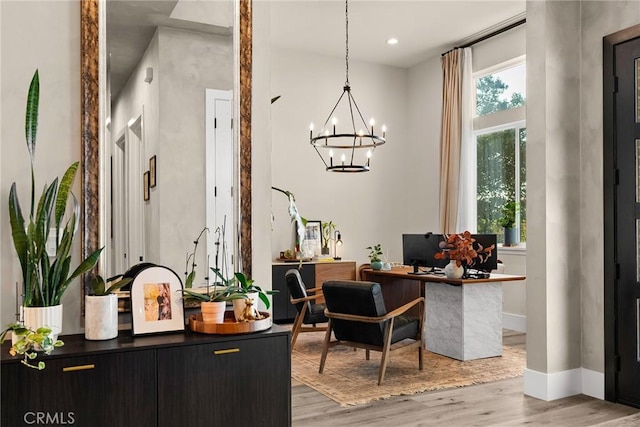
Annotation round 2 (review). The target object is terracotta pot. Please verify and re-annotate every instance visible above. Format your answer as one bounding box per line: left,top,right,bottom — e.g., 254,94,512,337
201,301,226,323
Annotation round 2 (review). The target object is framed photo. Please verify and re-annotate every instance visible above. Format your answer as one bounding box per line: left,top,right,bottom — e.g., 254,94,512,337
143,171,150,201
303,220,322,258
149,155,157,188
130,265,185,336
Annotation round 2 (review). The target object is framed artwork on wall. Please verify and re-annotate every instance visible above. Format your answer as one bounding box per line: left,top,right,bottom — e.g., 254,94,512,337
129,265,184,336
149,155,157,188
143,171,150,201
303,220,322,258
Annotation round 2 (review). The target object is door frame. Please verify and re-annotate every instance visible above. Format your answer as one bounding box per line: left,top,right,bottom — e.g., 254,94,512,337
603,23,640,402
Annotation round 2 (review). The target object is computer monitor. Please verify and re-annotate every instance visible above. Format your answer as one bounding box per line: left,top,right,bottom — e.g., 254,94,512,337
468,234,498,272
402,233,448,274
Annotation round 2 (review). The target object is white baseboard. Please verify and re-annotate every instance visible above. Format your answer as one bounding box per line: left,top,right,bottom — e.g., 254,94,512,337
581,368,605,399
524,367,604,401
503,312,526,332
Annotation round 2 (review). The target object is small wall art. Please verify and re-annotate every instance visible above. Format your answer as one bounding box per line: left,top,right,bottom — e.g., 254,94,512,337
149,155,156,188
143,171,150,201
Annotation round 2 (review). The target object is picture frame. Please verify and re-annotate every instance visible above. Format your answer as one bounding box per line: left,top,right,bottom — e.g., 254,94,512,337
143,171,150,201
303,220,322,258
130,265,185,336
149,155,157,188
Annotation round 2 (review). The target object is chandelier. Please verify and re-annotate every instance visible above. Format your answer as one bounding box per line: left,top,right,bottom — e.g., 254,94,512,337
309,0,386,173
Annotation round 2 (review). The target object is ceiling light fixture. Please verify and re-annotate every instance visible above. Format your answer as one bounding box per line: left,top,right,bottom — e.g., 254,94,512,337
309,0,386,173
386,38,399,45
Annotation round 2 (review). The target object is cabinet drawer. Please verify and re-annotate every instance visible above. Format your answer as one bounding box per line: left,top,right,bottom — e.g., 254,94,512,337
1,350,157,427
157,335,290,427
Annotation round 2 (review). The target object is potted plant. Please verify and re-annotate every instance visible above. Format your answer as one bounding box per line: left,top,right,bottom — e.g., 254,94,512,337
7,70,102,344
0,324,63,370
228,271,278,322
181,271,247,323
499,201,519,247
367,244,384,270
321,221,336,255
435,231,495,278
84,275,131,340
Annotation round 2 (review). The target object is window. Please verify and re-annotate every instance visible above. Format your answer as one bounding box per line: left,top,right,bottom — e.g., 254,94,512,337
474,60,526,244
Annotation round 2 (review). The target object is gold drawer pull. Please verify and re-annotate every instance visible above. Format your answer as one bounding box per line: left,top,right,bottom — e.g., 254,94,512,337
63,364,95,372
213,348,240,355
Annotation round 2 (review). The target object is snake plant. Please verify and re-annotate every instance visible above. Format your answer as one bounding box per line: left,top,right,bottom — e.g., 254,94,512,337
8,70,103,307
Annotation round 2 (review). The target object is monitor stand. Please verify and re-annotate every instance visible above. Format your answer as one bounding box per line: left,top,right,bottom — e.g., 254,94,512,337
407,264,429,275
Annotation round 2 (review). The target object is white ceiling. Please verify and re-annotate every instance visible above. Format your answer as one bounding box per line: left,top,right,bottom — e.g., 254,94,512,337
269,0,526,68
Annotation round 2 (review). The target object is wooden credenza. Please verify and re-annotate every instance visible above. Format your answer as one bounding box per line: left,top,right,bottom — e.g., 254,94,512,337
272,260,356,322
1,327,291,427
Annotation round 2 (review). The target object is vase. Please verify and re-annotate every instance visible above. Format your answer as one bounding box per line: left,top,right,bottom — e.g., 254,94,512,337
371,261,383,270
84,295,118,340
504,227,519,247
233,292,260,322
444,260,464,279
22,304,63,342
201,301,227,323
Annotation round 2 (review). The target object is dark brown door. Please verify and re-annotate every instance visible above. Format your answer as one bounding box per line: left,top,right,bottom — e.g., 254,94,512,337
608,33,640,409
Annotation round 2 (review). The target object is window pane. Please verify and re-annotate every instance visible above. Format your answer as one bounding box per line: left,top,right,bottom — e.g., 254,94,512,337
477,129,516,243
519,128,527,242
476,63,526,117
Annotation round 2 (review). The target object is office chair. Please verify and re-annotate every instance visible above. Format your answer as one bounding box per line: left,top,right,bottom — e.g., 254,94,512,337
319,280,424,385
285,269,328,350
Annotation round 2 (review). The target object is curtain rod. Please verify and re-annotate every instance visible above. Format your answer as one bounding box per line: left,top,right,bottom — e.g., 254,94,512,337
441,18,526,57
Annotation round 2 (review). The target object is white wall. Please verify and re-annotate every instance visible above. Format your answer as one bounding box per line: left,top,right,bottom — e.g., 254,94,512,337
270,47,409,267
1,0,82,332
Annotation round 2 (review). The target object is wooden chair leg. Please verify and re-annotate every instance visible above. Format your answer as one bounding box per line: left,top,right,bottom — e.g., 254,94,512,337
290,307,306,350
365,349,370,360
418,345,424,370
378,318,395,386
319,319,333,374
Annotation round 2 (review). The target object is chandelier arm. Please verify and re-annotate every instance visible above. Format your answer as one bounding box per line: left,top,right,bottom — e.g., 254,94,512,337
346,90,358,134
313,146,330,169
322,89,349,131
350,135,356,165
348,90,372,136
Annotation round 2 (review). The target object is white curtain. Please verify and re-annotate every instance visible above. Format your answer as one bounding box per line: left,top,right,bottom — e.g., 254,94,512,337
456,47,476,233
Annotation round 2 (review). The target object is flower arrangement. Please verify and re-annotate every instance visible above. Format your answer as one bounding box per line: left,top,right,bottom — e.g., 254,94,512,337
435,231,495,267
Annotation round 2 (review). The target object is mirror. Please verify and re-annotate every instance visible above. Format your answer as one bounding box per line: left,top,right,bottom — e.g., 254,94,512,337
80,0,252,300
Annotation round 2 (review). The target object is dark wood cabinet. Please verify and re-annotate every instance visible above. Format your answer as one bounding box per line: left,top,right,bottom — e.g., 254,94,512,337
1,326,291,427
272,261,356,322
2,349,156,427
157,334,290,427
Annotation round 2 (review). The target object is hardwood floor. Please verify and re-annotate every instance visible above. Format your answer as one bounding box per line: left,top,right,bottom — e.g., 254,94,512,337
291,331,640,426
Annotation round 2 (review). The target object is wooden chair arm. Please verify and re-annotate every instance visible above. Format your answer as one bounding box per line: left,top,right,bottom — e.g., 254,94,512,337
290,292,324,304
324,297,424,323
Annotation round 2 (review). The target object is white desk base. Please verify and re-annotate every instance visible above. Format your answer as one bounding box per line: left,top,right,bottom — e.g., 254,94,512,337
424,281,502,361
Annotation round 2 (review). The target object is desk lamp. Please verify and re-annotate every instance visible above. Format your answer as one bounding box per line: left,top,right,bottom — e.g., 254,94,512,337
334,230,343,260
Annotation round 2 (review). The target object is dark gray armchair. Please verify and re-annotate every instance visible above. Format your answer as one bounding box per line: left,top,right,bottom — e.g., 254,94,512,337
319,280,424,385
285,269,328,350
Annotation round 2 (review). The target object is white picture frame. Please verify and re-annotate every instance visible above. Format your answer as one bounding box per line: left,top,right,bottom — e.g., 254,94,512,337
130,265,184,336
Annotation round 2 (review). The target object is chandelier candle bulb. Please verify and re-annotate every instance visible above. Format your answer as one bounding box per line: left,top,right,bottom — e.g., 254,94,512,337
382,125,387,138
310,123,314,138
332,117,337,134
330,149,334,166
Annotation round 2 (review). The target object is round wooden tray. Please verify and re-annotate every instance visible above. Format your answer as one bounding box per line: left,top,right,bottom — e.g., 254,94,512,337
188,311,272,334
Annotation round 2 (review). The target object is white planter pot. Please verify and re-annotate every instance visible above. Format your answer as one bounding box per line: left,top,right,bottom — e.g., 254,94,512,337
22,304,63,341
444,260,464,279
201,301,227,323
233,292,260,322
85,295,119,340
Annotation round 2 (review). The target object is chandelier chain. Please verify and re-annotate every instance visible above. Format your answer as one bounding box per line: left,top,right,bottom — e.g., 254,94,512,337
345,0,349,86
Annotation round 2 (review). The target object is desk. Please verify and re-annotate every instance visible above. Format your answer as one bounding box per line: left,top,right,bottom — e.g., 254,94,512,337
361,267,526,361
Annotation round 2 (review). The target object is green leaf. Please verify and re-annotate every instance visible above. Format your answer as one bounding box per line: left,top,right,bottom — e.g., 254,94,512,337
54,162,79,231
258,292,270,310
8,183,28,284
104,277,132,295
55,247,102,305
25,70,39,162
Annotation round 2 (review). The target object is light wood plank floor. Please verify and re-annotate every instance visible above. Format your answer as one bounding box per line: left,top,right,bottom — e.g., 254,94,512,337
292,331,640,426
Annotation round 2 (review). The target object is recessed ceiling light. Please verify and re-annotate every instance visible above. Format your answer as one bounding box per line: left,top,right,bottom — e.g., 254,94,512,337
387,38,399,45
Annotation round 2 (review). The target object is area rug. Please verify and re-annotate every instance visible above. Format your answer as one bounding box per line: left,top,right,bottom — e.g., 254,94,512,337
291,331,526,406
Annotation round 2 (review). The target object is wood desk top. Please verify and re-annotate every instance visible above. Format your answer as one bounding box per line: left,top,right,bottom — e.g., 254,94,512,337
361,267,525,286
